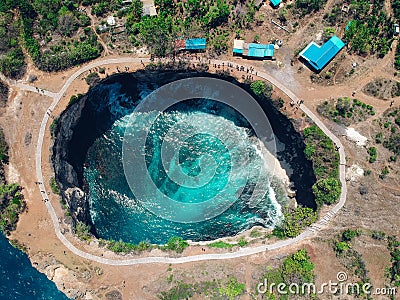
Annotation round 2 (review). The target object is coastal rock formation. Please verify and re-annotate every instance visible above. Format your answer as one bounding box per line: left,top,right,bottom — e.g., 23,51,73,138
51,94,92,225
31,252,99,299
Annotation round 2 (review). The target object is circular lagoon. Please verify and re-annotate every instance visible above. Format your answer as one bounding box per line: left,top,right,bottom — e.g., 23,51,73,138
53,71,316,244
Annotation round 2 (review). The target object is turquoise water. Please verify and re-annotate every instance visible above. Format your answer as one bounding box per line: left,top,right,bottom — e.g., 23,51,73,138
0,233,68,300
84,83,286,244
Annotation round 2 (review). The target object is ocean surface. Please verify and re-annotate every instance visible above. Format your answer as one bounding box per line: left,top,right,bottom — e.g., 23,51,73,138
0,233,68,300
83,79,287,244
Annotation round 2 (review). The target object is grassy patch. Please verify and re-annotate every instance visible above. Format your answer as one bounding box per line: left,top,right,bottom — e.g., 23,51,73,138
208,237,247,249
208,240,236,249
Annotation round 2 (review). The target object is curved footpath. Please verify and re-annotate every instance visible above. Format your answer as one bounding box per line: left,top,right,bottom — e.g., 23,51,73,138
14,57,346,265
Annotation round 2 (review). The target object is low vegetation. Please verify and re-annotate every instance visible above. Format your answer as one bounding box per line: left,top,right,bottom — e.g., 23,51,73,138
49,177,60,195
294,0,327,17
387,236,400,287
0,128,9,165
9,239,28,253
250,80,273,98
367,146,377,163
395,42,400,70
0,0,102,74
85,72,100,86
158,277,246,300
333,229,371,294
126,0,261,57
0,81,9,107
0,183,25,235
303,125,340,207
75,221,92,242
207,237,248,249
100,236,189,254
312,177,341,206
106,239,151,253
363,79,400,99
162,236,189,253
49,117,59,138
273,206,317,238
68,94,84,107
258,249,315,298
377,108,400,158
0,129,25,235
344,0,393,58
317,97,375,126
0,11,26,78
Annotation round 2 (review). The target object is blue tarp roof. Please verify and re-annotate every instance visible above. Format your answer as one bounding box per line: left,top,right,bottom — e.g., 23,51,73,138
185,38,206,50
233,48,243,54
300,35,345,71
270,0,281,7
247,43,275,58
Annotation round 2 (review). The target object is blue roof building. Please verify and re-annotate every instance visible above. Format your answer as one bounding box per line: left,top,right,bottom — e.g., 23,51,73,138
247,43,275,58
185,38,206,50
270,0,281,7
233,40,275,59
299,35,345,71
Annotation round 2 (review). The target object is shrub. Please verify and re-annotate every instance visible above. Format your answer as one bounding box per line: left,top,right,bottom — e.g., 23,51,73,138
342,229,361,242
49,177,60,195
367,146,377,163
218,277,246,300
50,117,59,138
75,221,91,241
312,177,341,206
273,207,318,238
85,72,100,86
163,236,189,253
335,241,351,254
0,183,25,234
250,80,272,98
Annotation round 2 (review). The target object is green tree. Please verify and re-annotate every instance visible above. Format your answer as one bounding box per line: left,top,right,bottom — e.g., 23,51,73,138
126,0,143,26
312,177,341,206
204,0,230,28
273,207,318,238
